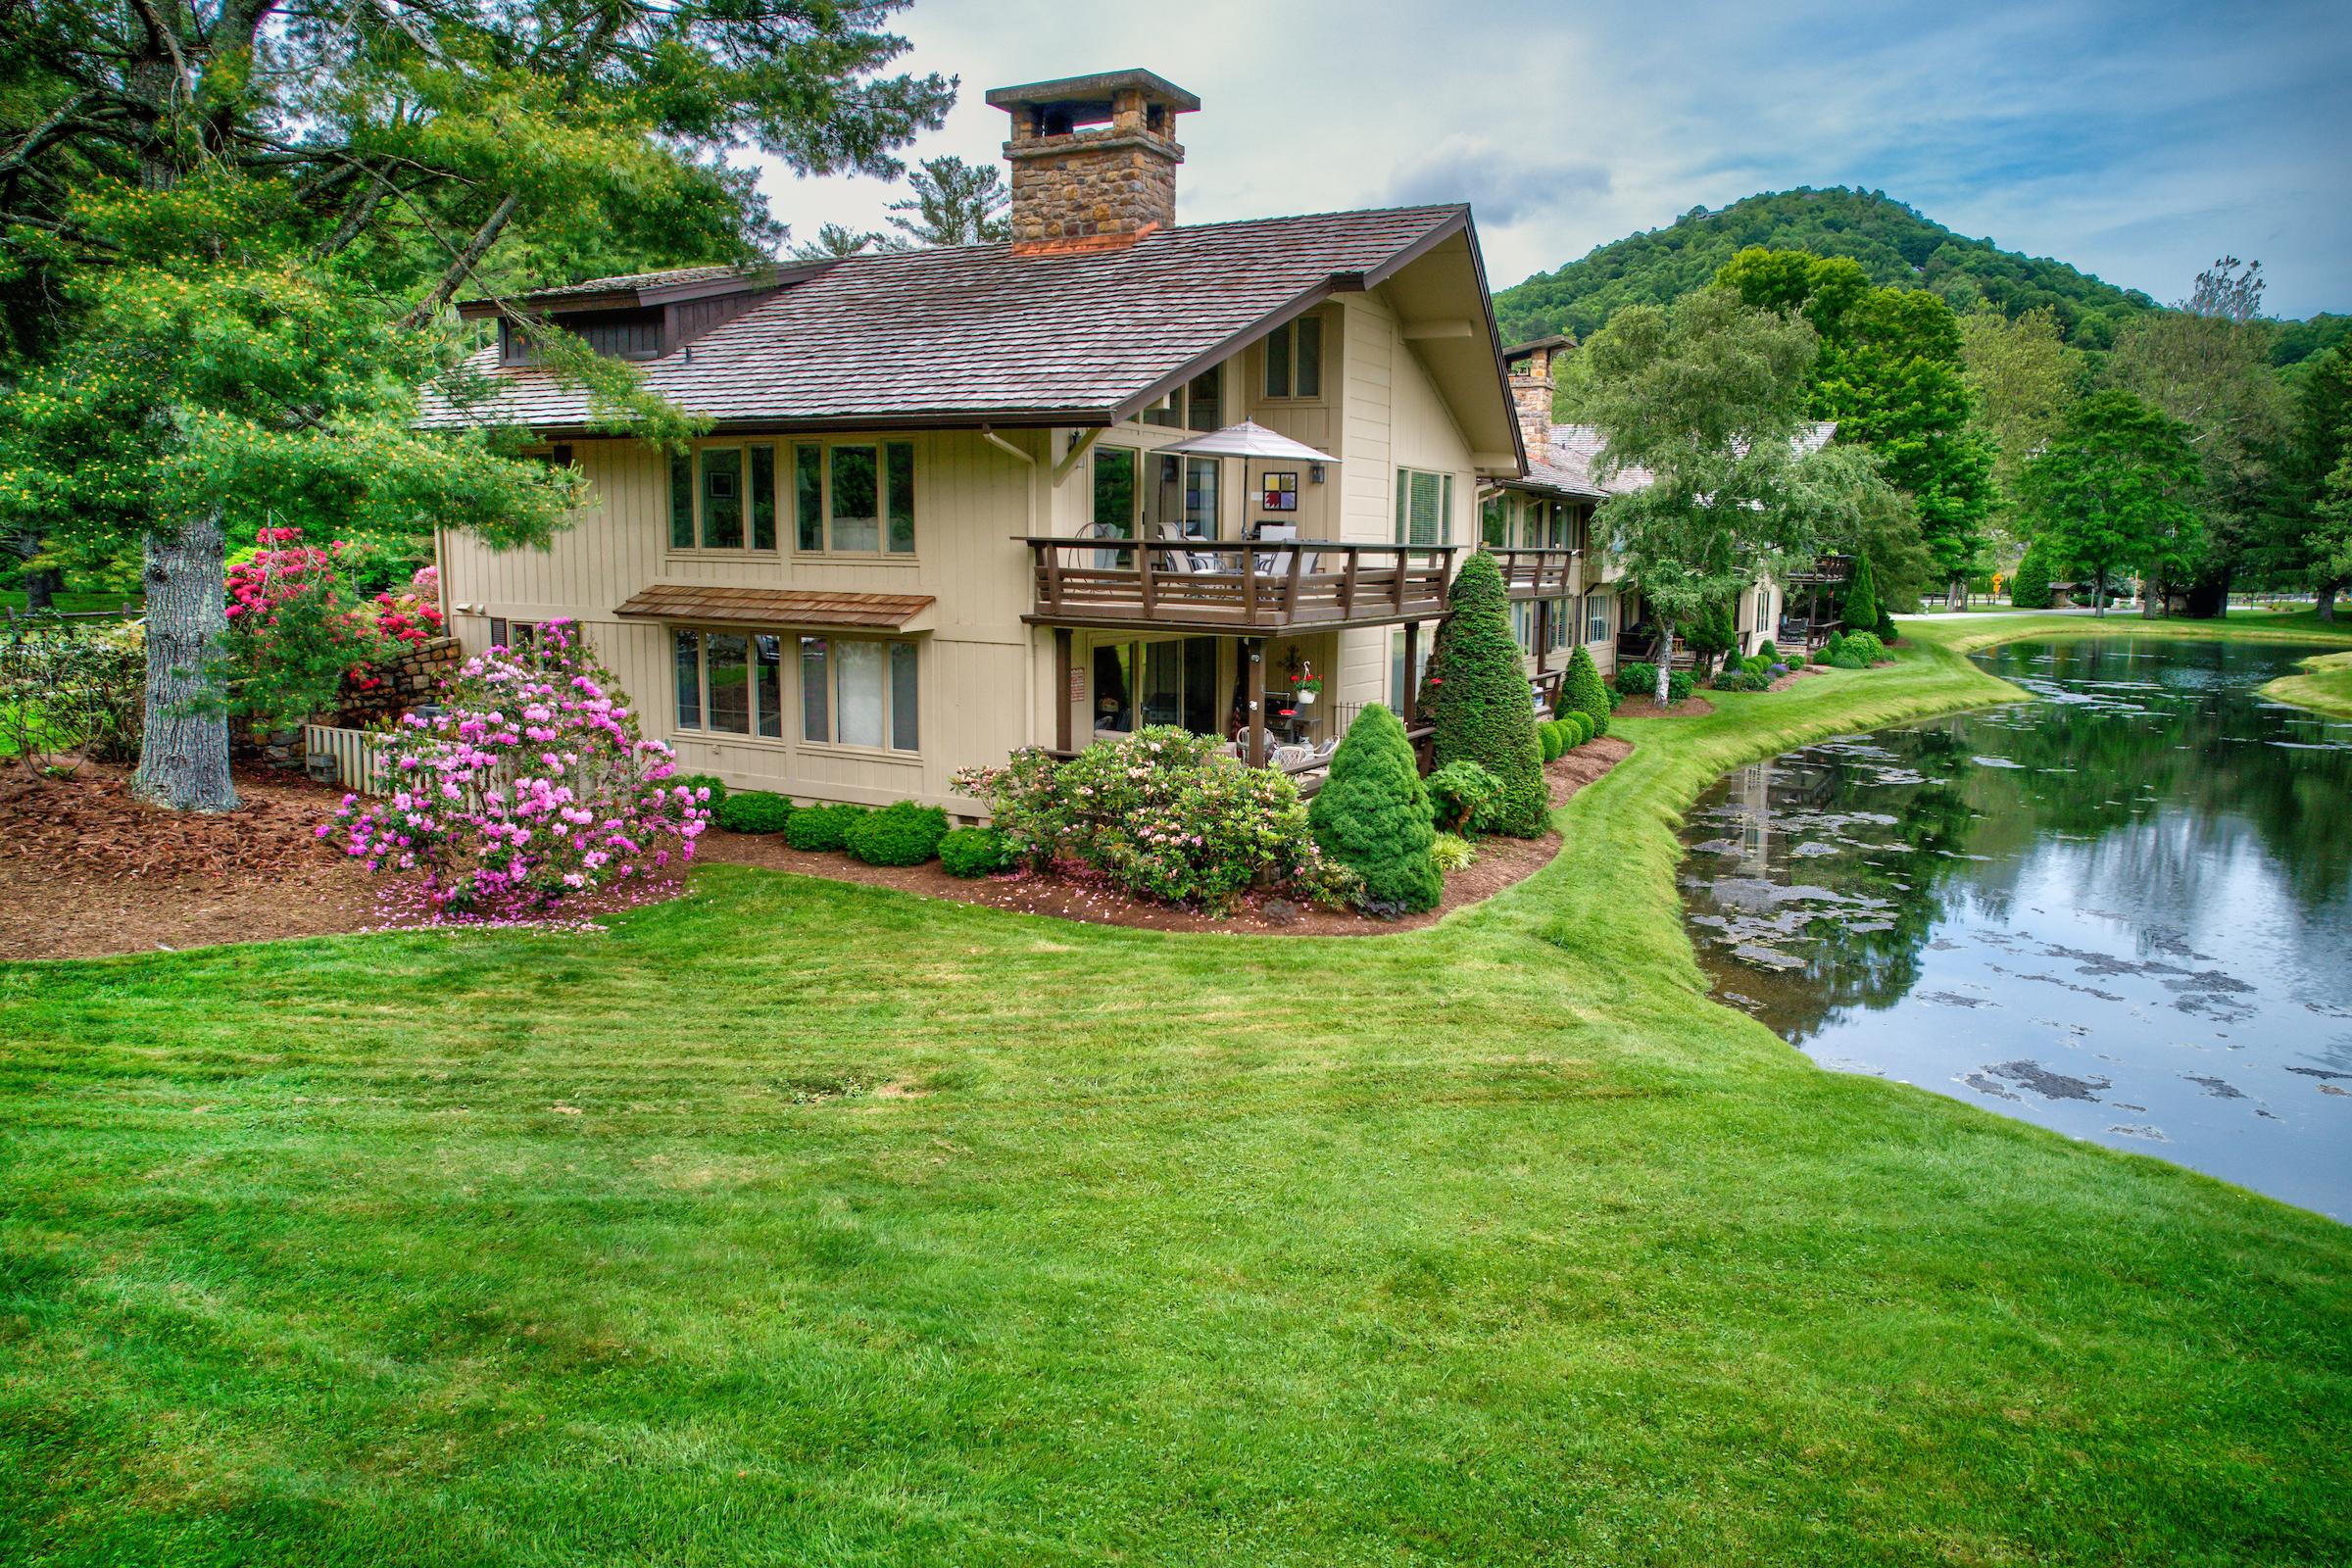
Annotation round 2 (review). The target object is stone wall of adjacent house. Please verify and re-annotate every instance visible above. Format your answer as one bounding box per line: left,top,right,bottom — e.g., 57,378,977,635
1004,87,1183,250
1510,370,1554,454
251,635,461,770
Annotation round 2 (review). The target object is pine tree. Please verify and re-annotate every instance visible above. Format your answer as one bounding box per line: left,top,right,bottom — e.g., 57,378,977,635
1428,553,1549,837
1841,551,1882,632
1307,704,1440,913
2010,546,2052,609
1564,644,1611,738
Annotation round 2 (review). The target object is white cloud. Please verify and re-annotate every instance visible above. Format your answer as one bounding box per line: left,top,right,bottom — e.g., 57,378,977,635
747,0,2350,317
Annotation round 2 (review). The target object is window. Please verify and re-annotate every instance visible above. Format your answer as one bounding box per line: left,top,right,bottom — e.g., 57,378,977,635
1185,366,1223,432
1093,637,1219,736
1395,467,1453,547
1183,457,1219,536
800,635,918,752
1481,494,1509,548
1390,627,1431,711
1509,600,1569,654
668,444,779,552
1262,315,1322,399
672,629,787,737
1093,447,1139,564
1585,593,1614,644
781,440,915,555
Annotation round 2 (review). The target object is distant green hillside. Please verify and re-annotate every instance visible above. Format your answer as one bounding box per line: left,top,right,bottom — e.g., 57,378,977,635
1494,188,2161,350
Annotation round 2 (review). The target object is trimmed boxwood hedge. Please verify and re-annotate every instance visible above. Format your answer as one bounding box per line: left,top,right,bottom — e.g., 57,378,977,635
783,803,869,852
939,825,1014,878
713,790,792,834
847,801,950,866
1539,721,1566,762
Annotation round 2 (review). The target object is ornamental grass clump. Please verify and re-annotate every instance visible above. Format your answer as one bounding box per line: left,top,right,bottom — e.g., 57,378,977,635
1425,552,1548,836
326,620,705,913
954,726,1354,914
1306,703,1439,915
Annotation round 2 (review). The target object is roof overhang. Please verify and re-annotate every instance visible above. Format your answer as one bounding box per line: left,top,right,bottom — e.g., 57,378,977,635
455,261,838,321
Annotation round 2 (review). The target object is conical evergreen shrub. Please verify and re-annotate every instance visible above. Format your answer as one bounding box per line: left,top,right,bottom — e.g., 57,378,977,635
1564,643,1611,739
1427,552,1549,837
1307,703,1439,913
2010,545,2052,609
1841,552,1881,633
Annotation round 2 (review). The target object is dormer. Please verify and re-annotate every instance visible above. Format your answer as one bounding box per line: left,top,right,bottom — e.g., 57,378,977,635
457,262,831,366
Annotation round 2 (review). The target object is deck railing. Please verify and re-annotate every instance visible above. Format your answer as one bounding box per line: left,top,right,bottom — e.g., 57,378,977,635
1488,548,1581,600
1024,536,1456,631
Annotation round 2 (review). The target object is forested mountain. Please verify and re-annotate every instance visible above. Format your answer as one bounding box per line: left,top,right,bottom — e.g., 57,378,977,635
1495,188,2160,350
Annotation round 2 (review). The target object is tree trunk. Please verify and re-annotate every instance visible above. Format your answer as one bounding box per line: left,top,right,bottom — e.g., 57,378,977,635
1946,575,1965,612
130,515,240,812
1654,622,1674,707
2321,583,2339,623
2140,565,2162,618
23,564,58,612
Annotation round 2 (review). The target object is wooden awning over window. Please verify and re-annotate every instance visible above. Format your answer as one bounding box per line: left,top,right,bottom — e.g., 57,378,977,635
613,583,934,630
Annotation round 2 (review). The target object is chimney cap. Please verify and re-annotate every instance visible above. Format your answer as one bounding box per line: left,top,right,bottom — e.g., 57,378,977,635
985,68,1201,118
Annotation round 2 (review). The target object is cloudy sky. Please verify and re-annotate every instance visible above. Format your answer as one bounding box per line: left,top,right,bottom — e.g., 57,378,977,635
758,0,2350,318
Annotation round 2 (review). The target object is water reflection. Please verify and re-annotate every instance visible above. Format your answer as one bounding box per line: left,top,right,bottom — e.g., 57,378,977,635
1680,638,2352,1217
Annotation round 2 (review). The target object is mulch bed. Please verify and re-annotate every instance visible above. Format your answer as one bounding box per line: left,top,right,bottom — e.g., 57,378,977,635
2,738,1634,957
1611,693,1716,719
0,761,381,960
698,737,1634,938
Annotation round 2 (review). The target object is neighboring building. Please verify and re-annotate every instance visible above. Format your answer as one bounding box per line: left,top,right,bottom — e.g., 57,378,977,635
1488,337,1840,674
422,68,1523,810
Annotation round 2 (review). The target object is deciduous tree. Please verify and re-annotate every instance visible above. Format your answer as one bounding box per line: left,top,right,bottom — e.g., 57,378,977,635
1583,287,1894,704
2019,392,2203,616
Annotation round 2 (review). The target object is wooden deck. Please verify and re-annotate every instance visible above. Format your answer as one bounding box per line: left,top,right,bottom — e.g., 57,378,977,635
1023,537,1456,632
1489,547,1581,600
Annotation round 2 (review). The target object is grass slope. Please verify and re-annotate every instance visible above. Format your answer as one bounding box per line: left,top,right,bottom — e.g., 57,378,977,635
2261,649,2352,719
4,634,2349,1565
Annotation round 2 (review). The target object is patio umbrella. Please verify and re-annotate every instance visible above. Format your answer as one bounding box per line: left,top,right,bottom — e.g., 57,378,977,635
1153,419,1340,465
1153,421,1340,542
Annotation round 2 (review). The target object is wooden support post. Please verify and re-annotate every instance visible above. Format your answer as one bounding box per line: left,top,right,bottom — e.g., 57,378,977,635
1401,619,1421,725
1246,637,1267,766
1341,549,1360,618
1054,627,1073,754
1535,600,1549,682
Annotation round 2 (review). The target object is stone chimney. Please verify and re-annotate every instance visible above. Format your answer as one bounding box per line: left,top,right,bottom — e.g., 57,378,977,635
986,70,1200,254
1502,335,1573,457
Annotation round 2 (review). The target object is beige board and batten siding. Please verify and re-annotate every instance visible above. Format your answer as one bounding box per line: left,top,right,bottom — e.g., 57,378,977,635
441,430,1040,810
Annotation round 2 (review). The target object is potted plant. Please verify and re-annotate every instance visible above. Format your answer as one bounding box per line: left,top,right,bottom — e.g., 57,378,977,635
1294,670,1323,706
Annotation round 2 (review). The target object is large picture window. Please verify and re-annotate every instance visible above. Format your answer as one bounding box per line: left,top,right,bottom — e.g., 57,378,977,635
1395,467,1453,547
668,445,779,552
801,635,918,752
1263,316,1322,400
672,629,786,738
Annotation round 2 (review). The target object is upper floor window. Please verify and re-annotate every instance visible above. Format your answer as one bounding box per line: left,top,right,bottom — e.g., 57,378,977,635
669,445,778,551
668,439,913,556
1141,366,1226,431
1480,494,1509,549
1262,316,1322,400
1395,467,1453,547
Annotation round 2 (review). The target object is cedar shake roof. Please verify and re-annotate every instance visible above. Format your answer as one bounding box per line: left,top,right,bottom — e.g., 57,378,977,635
612,584,935,629
421,206,1486,436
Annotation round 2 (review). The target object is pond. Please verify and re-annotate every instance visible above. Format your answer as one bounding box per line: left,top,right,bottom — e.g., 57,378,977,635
1678,637,2352,1219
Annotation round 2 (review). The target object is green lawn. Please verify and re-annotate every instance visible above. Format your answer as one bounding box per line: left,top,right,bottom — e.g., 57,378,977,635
2261,649,2352,719
4,628,2350,1565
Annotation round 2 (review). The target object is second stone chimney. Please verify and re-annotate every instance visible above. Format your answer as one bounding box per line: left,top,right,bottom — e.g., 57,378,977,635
1502,335,1573,457
986,69,1200,254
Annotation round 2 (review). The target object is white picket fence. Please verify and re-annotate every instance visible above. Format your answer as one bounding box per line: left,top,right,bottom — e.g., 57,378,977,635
301,723,392,795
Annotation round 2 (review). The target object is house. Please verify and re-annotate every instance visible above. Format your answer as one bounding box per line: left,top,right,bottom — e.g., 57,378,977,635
1486,336,1842,676
421,68,1524,811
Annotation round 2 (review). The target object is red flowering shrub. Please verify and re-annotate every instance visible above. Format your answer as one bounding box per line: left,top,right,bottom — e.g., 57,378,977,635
220,528,442,725
325,620,708,913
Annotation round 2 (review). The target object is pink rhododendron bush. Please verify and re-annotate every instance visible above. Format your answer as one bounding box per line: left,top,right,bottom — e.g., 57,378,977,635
326,620,708,914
